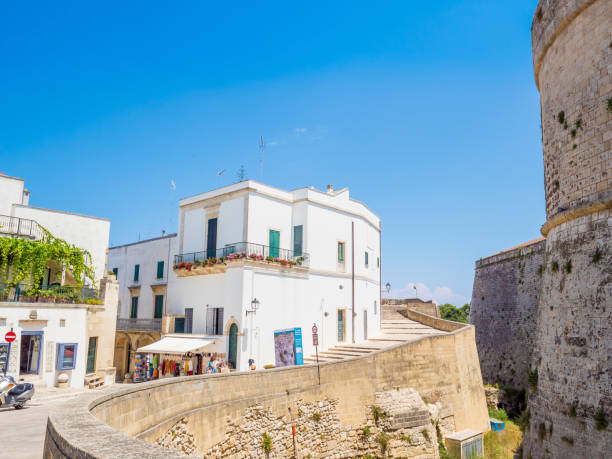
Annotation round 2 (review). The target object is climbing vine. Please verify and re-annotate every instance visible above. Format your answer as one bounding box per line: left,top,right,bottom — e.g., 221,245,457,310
0,227,95,295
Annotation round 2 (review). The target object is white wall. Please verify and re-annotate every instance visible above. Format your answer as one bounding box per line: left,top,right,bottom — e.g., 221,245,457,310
0,174,25,216
13,205,110,284
107,235,176,320
0,303,89,388
181,208,206,254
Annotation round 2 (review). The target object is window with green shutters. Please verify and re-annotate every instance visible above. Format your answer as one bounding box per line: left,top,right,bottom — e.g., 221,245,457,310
338,242,345,262
130,296,138,318
269,230,280,258
154,295,164,318
365,251,369,267
156,261,164,279
133,264,139,282
293,225,303,256
112,267,118,278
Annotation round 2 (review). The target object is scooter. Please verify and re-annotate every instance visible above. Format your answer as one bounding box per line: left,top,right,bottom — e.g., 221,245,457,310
0,375,35,409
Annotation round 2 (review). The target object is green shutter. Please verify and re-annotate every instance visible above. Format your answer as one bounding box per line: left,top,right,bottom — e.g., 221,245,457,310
269,230,280,258
130,297,138,318
133,264,139,282
157,261,164,279
293,225,303,256
338,243,344,262
365,252,369,267
112,267,118,277
154,295,164,318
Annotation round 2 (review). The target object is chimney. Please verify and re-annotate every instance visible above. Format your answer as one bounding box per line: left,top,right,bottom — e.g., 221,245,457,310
326,184,334,193
22,189,30,206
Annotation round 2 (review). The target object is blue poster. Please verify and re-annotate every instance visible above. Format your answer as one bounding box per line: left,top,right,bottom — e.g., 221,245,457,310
294,327,303,366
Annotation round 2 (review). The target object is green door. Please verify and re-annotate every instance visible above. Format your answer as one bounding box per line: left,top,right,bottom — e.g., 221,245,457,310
86,336,97,374
269,230,280,258
228,323,238,369
154,295,164,319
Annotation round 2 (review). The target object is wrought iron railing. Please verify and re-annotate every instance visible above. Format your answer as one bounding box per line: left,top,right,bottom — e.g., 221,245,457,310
174,241,309,267
0,282,101,303
0,215,44,240
116,318,162,332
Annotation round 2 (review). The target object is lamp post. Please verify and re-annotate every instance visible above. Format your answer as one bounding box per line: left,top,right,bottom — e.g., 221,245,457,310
385,282,391,294
246,298,260,368
413,285,418,299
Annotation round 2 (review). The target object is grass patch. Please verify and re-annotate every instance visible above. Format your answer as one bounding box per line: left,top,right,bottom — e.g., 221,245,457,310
371,405,387,425
483,418,523,459
311,412,321,422
261,433,273,453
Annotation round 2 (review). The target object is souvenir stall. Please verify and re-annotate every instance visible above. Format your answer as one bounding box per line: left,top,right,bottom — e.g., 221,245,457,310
136,334,220,381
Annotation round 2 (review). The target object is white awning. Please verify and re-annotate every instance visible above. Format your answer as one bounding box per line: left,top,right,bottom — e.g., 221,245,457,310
137,335,216,354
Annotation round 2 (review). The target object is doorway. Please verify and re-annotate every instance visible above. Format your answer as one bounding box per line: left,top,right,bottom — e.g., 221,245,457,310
20,332,43,375
228,323,238,369
207,218,218,259
86,336,97,374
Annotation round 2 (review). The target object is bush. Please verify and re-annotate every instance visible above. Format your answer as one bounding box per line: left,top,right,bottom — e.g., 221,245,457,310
488,407,509,421
311,412,322,422
360,426,371,440
375,432,389,455
528,370,538,390
261,433,273,453
371,405,387,425
594,408,608,431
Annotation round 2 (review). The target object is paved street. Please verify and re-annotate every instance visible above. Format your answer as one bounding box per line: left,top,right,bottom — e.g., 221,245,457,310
0,388,86,459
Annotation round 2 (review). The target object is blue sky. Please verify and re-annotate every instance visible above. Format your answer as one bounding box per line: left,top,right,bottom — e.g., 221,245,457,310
1,1,544,305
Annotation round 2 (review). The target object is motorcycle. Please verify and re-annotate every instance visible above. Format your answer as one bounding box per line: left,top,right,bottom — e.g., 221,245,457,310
0,375,35,409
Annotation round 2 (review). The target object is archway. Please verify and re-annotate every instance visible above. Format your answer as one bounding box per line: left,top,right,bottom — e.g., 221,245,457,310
228,324,238,370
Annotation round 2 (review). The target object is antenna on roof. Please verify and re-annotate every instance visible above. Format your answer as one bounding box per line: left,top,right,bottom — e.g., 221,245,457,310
259,136,264,182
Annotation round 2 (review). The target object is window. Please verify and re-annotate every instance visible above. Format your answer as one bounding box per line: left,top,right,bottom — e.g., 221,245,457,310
156,261,164,279
363,310,368,340
337,242,345,262
56,343,78,370
337,309,345,342
154,295,164,319
184,308,194,334
293,225,303,257
130,296,138,318
374,300,378,315
206,307,224,335
365,251,369,268
269,230,280,258
174,317,185,333
112,267,118,277
207,218,218,259
377,256,380,268
133,264,140,282
59,319,66,327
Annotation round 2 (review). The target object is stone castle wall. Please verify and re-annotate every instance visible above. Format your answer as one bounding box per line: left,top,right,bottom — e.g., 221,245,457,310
43,317,489,458
524,0,612,457
470,238,545,389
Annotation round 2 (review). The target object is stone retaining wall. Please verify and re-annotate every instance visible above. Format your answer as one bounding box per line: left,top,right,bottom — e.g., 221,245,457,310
44,317,488,458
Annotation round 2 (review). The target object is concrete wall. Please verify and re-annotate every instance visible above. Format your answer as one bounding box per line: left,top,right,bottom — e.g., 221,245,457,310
0,173,26,216
469,238,545,388
43,318,489,458
523,1,612,457
383,298,440,318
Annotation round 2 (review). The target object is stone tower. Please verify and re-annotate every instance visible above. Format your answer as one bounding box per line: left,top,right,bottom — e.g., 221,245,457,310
525,0,611,457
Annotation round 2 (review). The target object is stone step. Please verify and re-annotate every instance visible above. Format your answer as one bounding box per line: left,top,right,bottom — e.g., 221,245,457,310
335,344,383,351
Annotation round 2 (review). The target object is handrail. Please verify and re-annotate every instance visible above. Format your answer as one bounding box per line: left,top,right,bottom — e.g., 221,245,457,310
174,241,309,267
0,214,44,240
117,318,162,332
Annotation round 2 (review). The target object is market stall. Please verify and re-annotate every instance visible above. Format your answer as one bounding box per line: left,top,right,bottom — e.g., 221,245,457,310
135,334,222,382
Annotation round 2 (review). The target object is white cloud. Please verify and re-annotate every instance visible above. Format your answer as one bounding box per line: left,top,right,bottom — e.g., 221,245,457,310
295,127,307,134
267,141,278,146
382,282,468,306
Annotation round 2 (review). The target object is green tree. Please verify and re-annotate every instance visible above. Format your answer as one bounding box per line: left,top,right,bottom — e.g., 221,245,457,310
439,303,470,323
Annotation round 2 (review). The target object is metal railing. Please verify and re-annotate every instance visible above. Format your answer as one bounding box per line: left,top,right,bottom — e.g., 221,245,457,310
116,318,162,332
0,282,101,303
174,241,309,267
0,215,44,240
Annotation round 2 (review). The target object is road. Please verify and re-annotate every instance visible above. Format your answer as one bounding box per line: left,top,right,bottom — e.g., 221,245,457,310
0,390,84,458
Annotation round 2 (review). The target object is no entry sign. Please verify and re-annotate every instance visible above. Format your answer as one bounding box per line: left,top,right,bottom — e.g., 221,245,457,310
5,331,16,343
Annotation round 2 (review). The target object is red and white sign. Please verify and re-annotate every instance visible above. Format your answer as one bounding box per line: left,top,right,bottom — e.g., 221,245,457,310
5,331,16,343
312,324,318,334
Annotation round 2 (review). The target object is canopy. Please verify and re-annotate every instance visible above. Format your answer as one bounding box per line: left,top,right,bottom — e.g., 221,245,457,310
137,335,216,355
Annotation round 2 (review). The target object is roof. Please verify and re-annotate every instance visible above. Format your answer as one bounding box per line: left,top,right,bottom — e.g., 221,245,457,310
445,429,483,441
109,233,177,250
137,335,217,354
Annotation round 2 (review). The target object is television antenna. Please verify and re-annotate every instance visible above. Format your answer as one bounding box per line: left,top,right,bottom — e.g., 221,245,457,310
259,136,264,182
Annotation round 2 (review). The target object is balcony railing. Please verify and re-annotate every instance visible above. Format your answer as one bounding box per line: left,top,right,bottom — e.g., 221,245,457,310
174,241,309,268
0,283,101,304
0,215,44,240
116,318,162,332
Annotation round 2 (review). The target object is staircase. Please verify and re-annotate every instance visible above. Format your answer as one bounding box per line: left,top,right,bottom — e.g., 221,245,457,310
303,343,384,364
84,373,105,390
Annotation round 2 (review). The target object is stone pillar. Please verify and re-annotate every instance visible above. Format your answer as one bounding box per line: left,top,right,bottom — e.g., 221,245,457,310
525,0,612,456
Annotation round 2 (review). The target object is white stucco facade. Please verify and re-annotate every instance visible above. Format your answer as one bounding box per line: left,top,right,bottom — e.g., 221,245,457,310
107,234,177,321
0,303,89,388
169,181,382,371
0,173,110,283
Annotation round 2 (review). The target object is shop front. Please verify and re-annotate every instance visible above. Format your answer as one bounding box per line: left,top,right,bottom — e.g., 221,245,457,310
135,334,225,382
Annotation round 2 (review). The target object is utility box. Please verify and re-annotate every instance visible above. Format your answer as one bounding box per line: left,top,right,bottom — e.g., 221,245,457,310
444,429,484,459
490,417,505,432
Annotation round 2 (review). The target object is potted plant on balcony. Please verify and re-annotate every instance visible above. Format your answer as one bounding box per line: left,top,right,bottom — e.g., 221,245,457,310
38,289,57,303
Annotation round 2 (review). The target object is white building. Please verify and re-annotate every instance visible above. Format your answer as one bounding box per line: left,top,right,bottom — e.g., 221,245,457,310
167,181,381,371
0,173,110,283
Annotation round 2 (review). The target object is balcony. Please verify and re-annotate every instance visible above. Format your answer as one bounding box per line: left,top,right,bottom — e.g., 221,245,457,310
174,241,309,276
116,318,162,332
0,215,44,240
0,283,102,304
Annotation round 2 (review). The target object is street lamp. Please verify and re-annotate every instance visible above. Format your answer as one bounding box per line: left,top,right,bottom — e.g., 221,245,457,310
385,282,391,293
413,285,418,299
247,298,260,369
247,297,260,315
